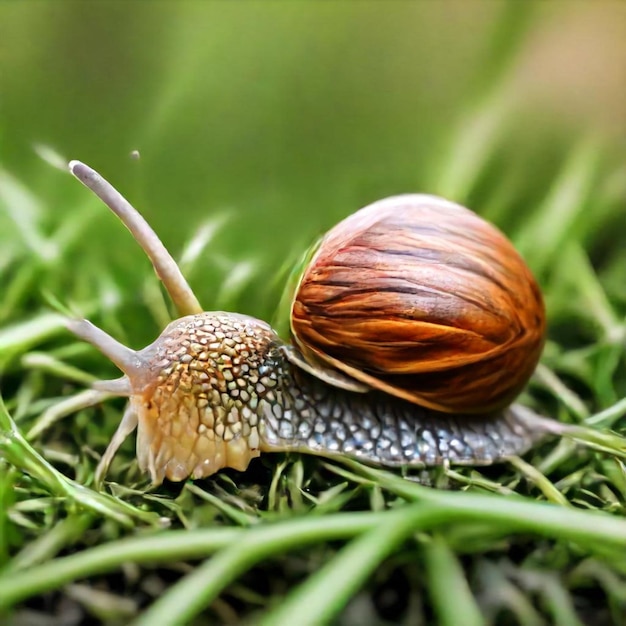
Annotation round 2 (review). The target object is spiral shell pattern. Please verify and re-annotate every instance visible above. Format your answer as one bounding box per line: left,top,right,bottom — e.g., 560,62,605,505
291,195,546,414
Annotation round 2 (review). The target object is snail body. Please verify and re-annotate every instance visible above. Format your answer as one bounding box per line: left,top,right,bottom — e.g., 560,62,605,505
67,162,550,484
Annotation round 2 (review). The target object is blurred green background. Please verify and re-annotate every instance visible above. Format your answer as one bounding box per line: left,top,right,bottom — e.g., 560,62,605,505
1,1,625,328
2,4,626,623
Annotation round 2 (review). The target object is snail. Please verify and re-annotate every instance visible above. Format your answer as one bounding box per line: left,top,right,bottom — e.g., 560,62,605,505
66,161,555,485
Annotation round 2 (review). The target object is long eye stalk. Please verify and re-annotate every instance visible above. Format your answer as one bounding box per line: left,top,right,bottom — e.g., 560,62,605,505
69,160,203,317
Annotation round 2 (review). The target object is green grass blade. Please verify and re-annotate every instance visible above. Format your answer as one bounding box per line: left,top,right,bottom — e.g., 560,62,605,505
127,506,443,626
424,535,485,626
6,513,93,572
0,509,431,613
0,313,68,370
0,396,163,528
514,138,601,276
258,510,426,626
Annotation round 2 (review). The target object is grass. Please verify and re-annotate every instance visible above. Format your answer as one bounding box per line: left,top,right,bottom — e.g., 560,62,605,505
1,11,626,624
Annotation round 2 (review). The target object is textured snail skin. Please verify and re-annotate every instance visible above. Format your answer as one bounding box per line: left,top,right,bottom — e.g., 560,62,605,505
125,312,545,484
292,195,546,415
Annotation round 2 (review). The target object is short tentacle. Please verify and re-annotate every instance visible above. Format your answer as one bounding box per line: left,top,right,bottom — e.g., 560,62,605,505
66,319,141,376
92,377,133,396
94,403,139,487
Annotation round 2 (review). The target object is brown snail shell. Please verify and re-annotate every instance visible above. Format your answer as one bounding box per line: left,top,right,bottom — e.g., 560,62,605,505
65,162,552,485
291,195,546,414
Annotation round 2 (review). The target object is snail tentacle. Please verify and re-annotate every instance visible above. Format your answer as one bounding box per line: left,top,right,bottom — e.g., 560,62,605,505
94,403,138,487
92,377,133,396
67,319,144,383
69,160,203,317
